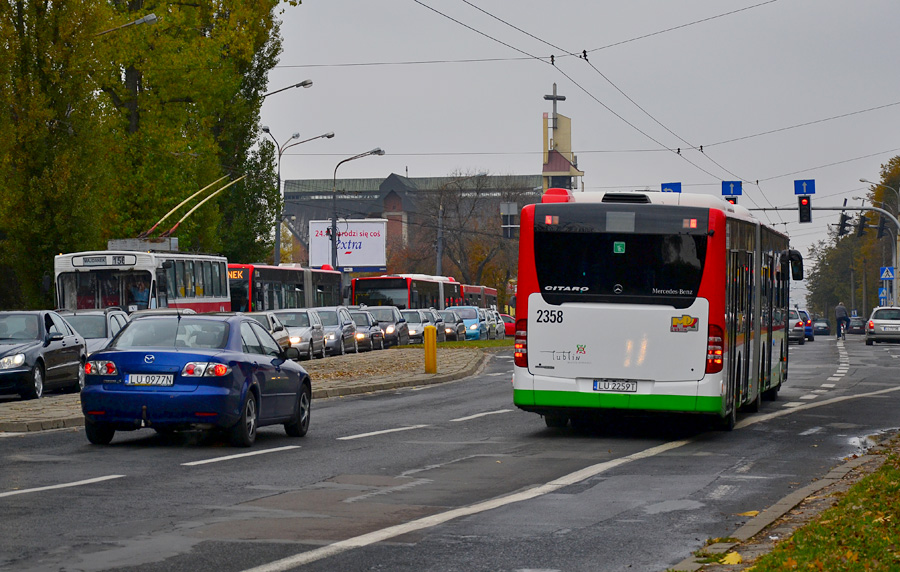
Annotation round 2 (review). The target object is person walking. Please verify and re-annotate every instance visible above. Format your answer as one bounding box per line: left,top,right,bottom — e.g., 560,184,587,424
835,301,850,340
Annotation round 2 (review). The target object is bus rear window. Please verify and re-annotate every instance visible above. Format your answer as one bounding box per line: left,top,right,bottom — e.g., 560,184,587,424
533,204,708,308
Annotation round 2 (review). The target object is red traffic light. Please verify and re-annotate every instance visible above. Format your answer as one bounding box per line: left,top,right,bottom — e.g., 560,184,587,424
800,197,809,206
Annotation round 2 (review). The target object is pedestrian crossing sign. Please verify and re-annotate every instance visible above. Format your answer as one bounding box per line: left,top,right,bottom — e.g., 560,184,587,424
881,266,894,280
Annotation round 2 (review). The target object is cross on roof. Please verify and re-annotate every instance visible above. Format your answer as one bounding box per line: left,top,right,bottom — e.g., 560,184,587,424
543,83,566,129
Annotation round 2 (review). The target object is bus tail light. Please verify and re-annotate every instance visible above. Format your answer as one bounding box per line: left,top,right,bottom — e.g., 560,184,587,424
514,319,527,367
706,325,724,374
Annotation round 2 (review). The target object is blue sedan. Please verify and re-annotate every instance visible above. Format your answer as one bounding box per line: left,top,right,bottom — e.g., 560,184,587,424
81,314,309,447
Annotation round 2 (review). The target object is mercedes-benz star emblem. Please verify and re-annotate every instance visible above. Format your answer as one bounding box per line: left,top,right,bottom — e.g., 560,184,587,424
144,355,155,364
613,284,624,294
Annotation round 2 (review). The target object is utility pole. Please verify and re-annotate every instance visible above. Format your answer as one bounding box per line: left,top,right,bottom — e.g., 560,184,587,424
436,203,444,275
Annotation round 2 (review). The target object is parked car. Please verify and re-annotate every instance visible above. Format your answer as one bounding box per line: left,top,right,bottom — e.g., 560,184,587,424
363,305,409,347
58,307,129,355
245,311,292,352
500,313,516,337
788,309,805,345
479,308,499,340
797,309,814,341
271,309,326,360
438,310,467,341
847,316,866,335
350,310,385,351
865,307,900,345
490,310,506,340
0,310,87,399
422,308,447,343
812,318,831,336
401,309,430,344
445,305,488,340
81,314,308,446
315,306,359,355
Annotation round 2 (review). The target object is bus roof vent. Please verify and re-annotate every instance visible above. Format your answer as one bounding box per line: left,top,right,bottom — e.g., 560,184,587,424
601,193,651,204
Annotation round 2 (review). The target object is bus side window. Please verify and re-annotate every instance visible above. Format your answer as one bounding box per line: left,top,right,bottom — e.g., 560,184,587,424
184,261,195,298
195,262,205,297
176,260,185,297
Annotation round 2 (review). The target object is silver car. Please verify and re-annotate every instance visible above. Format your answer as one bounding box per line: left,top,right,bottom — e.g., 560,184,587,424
272,309,326,360
788,309,805,345
865,307,900,345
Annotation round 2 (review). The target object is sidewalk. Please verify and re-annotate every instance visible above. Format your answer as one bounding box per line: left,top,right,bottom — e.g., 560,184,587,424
0,347,490,433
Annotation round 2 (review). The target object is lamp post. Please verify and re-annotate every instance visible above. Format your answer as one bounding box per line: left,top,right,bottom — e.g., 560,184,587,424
95,13,158,36
435,172,488,275
263,127,335,265
262,79,312,99
331,148,385,270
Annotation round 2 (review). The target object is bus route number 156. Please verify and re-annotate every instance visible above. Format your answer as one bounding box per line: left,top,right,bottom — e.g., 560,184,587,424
535,309,564,324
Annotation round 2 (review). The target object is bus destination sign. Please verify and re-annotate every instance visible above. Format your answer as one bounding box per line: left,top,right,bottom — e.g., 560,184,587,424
73,254,137,267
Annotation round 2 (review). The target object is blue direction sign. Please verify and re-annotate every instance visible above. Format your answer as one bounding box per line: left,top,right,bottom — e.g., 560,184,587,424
662,182,682,193
794,179,816,195
881,266,895,280
722,181,742,196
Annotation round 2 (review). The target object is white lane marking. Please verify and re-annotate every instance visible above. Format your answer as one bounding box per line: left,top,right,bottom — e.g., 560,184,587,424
812,390,828,394
739,384,900,429
451,410,512,422
821,384,836,388
827,377,842,381
485,372,509,377
337,425,429,441
0,475,125,498
240,440,690,572
782,402,805,408
735,461,754,474
707,484,735,500
800,394,819,400
181,446,300,467
799,427,822,436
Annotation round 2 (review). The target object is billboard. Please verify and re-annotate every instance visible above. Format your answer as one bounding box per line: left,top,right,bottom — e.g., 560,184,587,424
309,219,387,272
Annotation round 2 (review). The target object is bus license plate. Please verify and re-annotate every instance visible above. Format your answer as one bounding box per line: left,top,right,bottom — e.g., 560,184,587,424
126,374,174,386
593,379,637,392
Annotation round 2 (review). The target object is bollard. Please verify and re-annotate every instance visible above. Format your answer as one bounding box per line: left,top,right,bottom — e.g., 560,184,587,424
424,324,437,374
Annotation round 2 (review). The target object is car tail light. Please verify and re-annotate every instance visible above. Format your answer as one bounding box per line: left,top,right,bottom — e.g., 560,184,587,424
514,319,527,367
86,361,118,375
795,321,804,328
706,325,724,374
181,362,231,377
869,320,875,330
806,319,812,326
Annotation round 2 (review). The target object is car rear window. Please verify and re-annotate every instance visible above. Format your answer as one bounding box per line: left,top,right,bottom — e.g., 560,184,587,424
113,318,228,349
274,312,310,327
873,309,900,320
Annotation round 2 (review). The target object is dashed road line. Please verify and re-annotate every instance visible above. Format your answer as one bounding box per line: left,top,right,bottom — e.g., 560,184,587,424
337,425,429,441
181,446,301,467
451,409,512,422
0,475,125,498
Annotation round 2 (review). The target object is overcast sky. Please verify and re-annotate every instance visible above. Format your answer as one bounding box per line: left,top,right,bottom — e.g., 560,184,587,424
260,1,900,303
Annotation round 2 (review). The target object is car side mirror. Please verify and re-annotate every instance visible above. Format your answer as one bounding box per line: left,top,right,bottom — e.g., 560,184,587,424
48,332,64,343
285,347,300,360
274,323,284,332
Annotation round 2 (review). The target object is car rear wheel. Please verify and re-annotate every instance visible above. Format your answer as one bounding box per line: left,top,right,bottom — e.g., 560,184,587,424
866,338,874,345
229,393,258,447
85,420,115,445
285,382,311,437
20,362,44,400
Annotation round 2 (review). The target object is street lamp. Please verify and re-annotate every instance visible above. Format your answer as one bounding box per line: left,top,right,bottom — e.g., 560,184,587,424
95,13,158,36
855,190,900,305
263,127,335,265
262,79,313,99
331,148,385,270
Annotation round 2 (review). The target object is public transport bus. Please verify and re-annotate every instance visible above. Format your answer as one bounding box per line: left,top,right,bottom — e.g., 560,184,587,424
513,189,803,431
55,250,231,313
227,263,342,311
461,284,498,309
352,274,463,309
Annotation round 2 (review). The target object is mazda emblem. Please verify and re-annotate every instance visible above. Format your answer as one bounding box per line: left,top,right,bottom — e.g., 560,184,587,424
614,284,624,294
144,355,155,364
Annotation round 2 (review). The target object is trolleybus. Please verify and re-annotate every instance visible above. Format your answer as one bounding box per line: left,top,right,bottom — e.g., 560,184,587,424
513,189,803,430
54,250,231,313
461,284,498,309
227,263,342,311
351,274,463,309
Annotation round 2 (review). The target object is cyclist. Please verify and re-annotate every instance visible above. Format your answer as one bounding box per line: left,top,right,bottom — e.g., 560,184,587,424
835,301,850,340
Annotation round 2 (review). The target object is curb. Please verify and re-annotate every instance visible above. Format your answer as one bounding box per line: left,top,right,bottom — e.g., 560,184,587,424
668,452,885,571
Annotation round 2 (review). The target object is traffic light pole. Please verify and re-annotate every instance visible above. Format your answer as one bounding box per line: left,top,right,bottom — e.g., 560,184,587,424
752,205,900,305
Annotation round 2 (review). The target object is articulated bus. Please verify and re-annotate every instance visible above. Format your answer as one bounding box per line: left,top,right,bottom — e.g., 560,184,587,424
351,274,463,310
55,250,231,313
513,189,803,430
461,284,498,309
227,263,342,312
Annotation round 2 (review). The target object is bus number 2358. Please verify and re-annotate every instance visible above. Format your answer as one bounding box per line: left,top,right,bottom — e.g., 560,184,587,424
536,310,564,323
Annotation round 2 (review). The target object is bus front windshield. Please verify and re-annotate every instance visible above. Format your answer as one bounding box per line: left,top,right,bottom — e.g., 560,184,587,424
533,204,708,308
57,270,154,311
354,279,409,308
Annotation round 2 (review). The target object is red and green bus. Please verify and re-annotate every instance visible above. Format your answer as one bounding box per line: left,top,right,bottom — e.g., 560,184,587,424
228,264,341,312
513,189,803,430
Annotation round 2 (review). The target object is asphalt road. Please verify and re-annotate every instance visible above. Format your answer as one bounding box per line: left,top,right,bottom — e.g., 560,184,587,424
2,335,898,572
